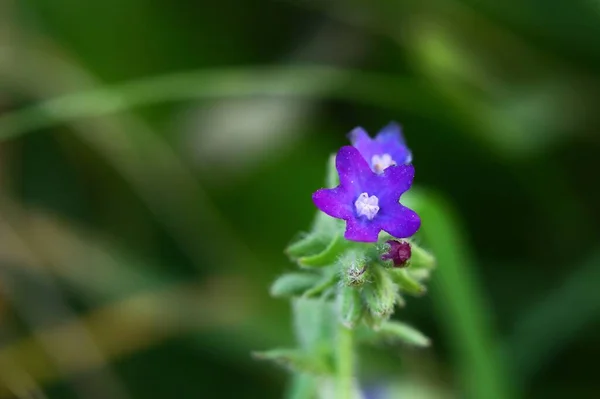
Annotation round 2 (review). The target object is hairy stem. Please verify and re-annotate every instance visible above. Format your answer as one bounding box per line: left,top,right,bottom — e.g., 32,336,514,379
336,325,355,399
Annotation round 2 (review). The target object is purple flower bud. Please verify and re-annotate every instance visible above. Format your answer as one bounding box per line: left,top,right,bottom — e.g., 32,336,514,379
348,122,412,174
312,146,420,243
381,240,411,267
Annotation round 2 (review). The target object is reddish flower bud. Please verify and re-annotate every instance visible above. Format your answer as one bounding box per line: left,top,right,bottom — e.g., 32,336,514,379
381,240,411,267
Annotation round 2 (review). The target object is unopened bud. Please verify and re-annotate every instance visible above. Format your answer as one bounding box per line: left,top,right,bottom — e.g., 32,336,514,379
363,265,397,321
339,251,368,287
381,240,411,267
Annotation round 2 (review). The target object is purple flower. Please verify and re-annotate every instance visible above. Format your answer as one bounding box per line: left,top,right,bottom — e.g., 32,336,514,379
349,122,412,174
381,240,411,267
312,146,420,243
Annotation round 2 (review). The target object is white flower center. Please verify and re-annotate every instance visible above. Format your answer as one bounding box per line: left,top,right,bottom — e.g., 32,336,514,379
371,153,396,173
355,192,380,220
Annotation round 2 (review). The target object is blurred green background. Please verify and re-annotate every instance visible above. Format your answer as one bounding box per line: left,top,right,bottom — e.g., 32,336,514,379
0,0,599,398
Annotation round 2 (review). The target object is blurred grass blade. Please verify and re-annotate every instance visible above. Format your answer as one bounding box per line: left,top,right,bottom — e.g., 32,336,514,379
0,48,260,272
0,66,442,141
408,188,515,399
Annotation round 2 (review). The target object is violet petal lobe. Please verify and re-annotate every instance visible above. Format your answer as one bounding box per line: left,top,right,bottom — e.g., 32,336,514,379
344,217,381,242
348,122,412,173
312,187,353,220
336,145,372,190
379,205,421,238
347,127,371,150
378,164,415,203
376,122,412,165
375,121,405,144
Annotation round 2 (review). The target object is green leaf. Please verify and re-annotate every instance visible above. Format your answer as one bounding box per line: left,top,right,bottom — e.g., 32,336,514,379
302,268,338,298
337,286,363,329
270,273,322,298
311,209,344,238
286,212,344,261
324,153,339,188
389,268,427,296
286,232,329,260
252,349,332,375
286,156,344,262
293,298,337,350
298,234,348,268
363,265,398,321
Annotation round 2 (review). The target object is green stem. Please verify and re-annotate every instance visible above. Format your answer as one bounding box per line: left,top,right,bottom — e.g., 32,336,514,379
336,324,355,399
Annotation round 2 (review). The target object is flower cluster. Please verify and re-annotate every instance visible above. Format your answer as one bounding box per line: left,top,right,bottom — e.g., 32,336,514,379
261,123,435,387
312,123,420,243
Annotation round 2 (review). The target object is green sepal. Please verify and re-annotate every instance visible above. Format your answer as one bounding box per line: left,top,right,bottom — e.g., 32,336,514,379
298,234,348,268
389,268,427,296
377,321,431,347
270,272,322,298
363,265,398,321
252,348,333,375
357,321,431,348
409,241,436,269
337,285,363,329
406,267,432,282
362,308,384,330
395,291,406,308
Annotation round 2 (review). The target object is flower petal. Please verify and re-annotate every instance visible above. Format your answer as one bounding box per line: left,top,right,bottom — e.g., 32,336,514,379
378,164,415,201
379,204,421,238
376,122,405,144
376,122,412,164
312,187,353,219
344,218,381,242
348,127,371,148
349,127,377,165
336,146,372,191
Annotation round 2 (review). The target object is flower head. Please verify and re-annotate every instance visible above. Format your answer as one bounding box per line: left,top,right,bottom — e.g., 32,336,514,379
381,240,411,267
312,146,420,242
349,122,412,173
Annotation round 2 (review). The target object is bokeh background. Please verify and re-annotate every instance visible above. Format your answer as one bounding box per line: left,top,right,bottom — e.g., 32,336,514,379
1,0,599,398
